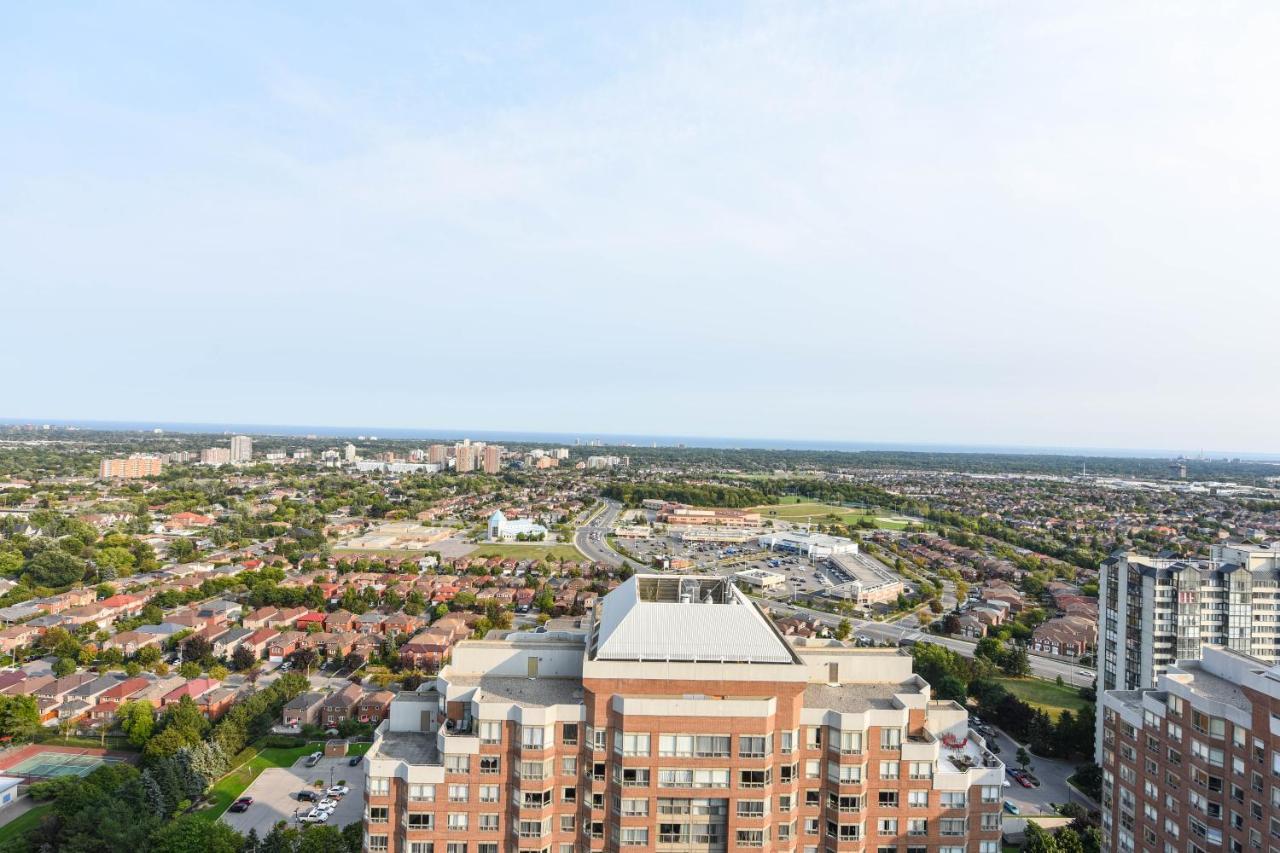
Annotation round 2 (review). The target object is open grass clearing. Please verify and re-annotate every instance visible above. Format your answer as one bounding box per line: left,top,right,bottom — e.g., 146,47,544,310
994,676,1089,720
752,501,912,529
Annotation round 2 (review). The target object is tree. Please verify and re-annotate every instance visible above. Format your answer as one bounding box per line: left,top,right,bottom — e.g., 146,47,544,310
209,664,230,681
182,634,214,665
52,656,77,677
289,647,318,674
0,695,40,741
1056,827,1085,853
179,661,202,679
149,813,243,853
834,619,852,641
26,549,87,587
118,699,155,748
1016,746,1032,770
1024,822,1059,853
231,644,257,672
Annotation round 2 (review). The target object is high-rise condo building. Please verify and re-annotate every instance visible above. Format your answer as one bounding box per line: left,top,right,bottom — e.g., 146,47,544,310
455,444,475,473
200,447,232,466
230,435,253,463
428,445,447,464
362,575,1005,853
345,443,359,462
1099,544,1280,695
1099,645,1280,853
482,445,502,474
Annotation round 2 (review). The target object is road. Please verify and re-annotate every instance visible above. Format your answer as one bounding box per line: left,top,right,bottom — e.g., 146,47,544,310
758,598,1091,683
574,499,641,568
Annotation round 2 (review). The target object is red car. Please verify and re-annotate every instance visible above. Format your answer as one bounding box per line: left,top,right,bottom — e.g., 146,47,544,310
229,797,254,812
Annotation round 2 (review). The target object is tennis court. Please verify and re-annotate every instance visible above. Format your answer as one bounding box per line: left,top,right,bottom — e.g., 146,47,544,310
0,746,131,780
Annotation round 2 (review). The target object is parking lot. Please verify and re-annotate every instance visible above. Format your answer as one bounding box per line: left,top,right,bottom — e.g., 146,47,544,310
220,754,366,836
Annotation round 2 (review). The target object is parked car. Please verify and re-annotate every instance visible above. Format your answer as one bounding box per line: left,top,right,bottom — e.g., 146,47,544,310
327,785,350,797
299,808,330,824
228,797,253,813
1021,772,1040,788
1004,801,1020,815
348,755,363,767
317,799,338,812
304,751,323,767
298,790,320,802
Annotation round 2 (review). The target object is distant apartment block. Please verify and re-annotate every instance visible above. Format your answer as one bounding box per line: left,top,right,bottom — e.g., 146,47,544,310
1099,645,1279,853
455,444,476,473
230,434,253,463
427,444,447,464
200,447,232,466
482,444,502,475
1099,543,1280,695
363,575,1004,853
586,454,627,468
98,455,163,479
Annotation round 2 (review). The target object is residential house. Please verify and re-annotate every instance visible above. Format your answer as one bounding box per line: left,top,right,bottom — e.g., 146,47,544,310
355,689,393,724
242,607,278,631
161,677,220,707
320,683,363,728
1031,615,1096,657
281,692,327,728
239,628,279,660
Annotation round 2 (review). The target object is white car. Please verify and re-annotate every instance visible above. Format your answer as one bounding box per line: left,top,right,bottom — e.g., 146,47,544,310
317,799,338,811
299,809,330,823
327,785,350,797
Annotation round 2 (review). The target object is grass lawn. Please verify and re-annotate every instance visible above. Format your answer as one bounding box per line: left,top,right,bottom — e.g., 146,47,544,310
0,802,52,844
471,543,584,561
194,740,373,823
752,501,912,530
995,676,1089,720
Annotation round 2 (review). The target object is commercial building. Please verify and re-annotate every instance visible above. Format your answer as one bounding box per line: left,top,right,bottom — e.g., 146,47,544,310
363,574,1005,853
483,445,502,475
824,554,905,607
200,447,232,466
759,531,860,559
1099,645,1280,853
98,455,163,479
657,504,762,529
1099,543,1280,695
677,527,757,544
487,510,548,542
733,568,787,592
230,435,253,463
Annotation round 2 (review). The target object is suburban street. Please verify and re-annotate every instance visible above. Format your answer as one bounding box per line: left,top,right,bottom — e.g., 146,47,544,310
574,498,636,568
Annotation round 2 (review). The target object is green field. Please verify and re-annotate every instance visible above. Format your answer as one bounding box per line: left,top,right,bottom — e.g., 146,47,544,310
994,676,1089,720
195,740,372,823
0,803,52,844
471,543,586,561
752,499,914,530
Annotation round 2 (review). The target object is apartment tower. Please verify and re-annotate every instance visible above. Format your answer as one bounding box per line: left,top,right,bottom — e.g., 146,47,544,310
1099,645,1280,853
362,575,1005,853
230,434,253,463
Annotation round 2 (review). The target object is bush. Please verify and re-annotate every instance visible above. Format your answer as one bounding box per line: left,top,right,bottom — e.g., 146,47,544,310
260,735,306,749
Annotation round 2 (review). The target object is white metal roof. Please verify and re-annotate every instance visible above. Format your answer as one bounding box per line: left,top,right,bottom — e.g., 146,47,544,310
593,575,796,664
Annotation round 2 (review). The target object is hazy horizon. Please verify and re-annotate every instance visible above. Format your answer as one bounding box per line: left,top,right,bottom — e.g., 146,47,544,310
5,4,1280,451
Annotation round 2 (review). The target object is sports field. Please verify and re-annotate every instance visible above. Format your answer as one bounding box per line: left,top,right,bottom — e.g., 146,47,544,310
0,745,131,780
752,498,915,530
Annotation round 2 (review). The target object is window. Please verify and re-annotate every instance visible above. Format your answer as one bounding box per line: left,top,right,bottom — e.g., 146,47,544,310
367,837,388,853
409,783,435,801
447,813,468,830
447,784,468,803
479,785,499,803
368,806,389,823
740,769,770,788
736,829,767,847
444,755,469,774
518,818,547,838
479,756,500,775
592,727,607,751
908,790,928,808
562,785,576,804
409,844,435,853
562,723,578,745
878,819,899,836
879,792,898,807
445,845,467,853
620,797,648,816
806,727,822,749
477,814,498,832
740,735,770,758
881,728,902,750
781,730,796,754
660,734,694,757
521,726,546,750
658,768,729,788
698,735,731,757
909,762,932,780
982,813,1001,830
369,777,390,795
478,720,501,744
831,793,862,813
981,786,1000,804
738,800,767,817
940,792,967,809
561,757,576,776
829,763,863,783
559,815,575,833
940,818,967,836
908,819,928,836
615,732,650,757
835,729,864,754
519,760,547,780
619,828,649,846
522,790,552,809
879,761,900,780
805,759,821,779
619,767,650,787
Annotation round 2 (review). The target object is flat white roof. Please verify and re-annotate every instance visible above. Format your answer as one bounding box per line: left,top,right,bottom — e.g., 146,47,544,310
592,575,797,665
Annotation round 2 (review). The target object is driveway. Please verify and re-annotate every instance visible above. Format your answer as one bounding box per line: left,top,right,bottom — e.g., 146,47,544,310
984,725,1086,817
220,755,365,836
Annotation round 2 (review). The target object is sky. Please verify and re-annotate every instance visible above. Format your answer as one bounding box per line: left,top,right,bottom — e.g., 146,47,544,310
3,2,1280,453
